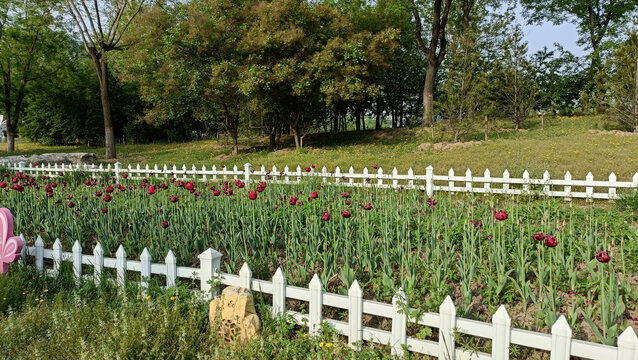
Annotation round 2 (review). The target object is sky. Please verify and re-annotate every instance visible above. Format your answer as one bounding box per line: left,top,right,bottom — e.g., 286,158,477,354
514,6,588,57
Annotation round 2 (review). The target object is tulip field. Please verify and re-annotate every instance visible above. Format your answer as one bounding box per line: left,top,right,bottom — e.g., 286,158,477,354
1,168,638,346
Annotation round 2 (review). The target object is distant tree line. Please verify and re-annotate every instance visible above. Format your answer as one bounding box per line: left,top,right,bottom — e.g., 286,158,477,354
0,0,637,157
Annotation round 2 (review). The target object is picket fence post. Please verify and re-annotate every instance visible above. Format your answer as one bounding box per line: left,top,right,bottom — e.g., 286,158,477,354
564,171,572,201
114,162,122,181
272,267,286,317
52,238,62,275
309,274,323,336
391,288,407,358
198,248,223,299
439,296,457,359
426,165,434,196
543,171,551,195
617,326,638,360
585,172,594,200
550,316,571,360
465,169,472,192
484,169,491,193
35,236,44,273
523,170,530,194
19,234,27,265
503,169,510,192
244,163,252,184
348,280,363,349
448,168,455,192
116,245,127,291
93,243,104,286
492,305,511,360
72,240,82,286
140,248,151,292
239,262,252,290
165,250,177,288
18,161,25,174
608,173,617,199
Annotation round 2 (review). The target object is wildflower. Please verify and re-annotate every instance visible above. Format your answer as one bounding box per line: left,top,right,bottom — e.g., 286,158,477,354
67,201,75,208
373,164,378,169
341,210,351,218
322,211,330,221
170,296,176,301
494,210,508,221
289,196,298,205
161,221,169,228
596,250,610,263
249,191,258,200
145,295,151,301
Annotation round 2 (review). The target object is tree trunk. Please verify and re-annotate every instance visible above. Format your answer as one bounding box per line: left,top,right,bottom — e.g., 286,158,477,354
355,107,361,131
375,100,382,130
96,55,116,159
269,125,277,148
634,58,638,132
6,129,14,152
423,62,436,132
484,115,488,141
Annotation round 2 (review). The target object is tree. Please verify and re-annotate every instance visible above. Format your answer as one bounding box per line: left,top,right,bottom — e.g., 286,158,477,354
488,14,537,130
0,0,69,152
520,0,637,72
410,0,453,136
601,30,638,131
65,0,149,159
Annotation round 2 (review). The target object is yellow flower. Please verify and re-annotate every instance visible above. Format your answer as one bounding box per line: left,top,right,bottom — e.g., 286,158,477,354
44,289,48,293
145,295,151,301
170,296,175,301
319,342,324,348
22,292,26,295
39,299,43,303
303,334,309,338
325,343,333,348
137,294,141,299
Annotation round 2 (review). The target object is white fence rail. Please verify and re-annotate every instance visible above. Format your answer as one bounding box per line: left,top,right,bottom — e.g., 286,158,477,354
17,235,638,360
3,161,638,200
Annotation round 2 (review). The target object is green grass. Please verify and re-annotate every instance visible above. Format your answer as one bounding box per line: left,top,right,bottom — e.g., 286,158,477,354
0,264,393,360
3,115,638,180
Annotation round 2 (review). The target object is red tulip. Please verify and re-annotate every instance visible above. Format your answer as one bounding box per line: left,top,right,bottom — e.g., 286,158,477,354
213,190,221,196
310,191,318,199
289,197,298,205
373,164,378,169
345,200,351,205
33,162,39,166
532,232,545,241
256,186,264,193
544,235,557,247
248,191,257,200
494,210,508,221
105,185,114,193
177,180,184,187
147,185,156,195
259,181,267,188
596,250,610,263
67,195,73,200
341,192,351,198
341,210,351,218
194,191,201,196
169,195,179,203
321,211,330,221
161,221,169,228
142,178,148,183
305,167,311,172
101,208,108,214
362,202,372,210
235,180,245,188
170,178,175,184
185,182,195,190
68,201,75,208
51,182,57,188
79,172,84,177
0,182,6,188
103,194,112,202
122,174,128,179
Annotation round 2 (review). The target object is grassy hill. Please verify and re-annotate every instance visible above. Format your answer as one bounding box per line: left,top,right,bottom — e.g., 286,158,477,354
3,115,637,180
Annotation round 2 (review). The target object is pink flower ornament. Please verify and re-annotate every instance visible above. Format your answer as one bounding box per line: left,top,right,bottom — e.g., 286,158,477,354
0,208,23,274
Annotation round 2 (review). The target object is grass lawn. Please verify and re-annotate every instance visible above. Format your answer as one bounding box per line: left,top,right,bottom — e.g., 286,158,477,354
2,116,638,180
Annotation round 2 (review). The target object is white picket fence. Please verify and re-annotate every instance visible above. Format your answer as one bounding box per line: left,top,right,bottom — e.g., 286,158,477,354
3,161,638,201
16,235,638,360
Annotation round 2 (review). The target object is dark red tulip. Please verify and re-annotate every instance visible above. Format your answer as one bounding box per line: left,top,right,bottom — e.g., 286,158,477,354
177,180,184,187
161,221,169,229
33,162,39,166
305,167,311,172
341,192,351,198
249,191,257,200
169,195,179,203
373,164,378,169
532,232,546,241
101,208,108,214
170,178,175,184
68,201,75,208
122,174,128,179
0,182,6,188
341,210,351,218
67,195,73,200
147,185,156,195
259,181,267,188
105,185,114,193
103,194,112,202
142,178,148,183
544,235,557,247
213,190,221,196
289,197,298,205
194,191,201,196
185,182,195,190
256,186,264,193
51,182,57,188
345,200,351,205
494,210,508,221
322,211,330,221
310,191,318,199
362,202,372,210
596,250,610,263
